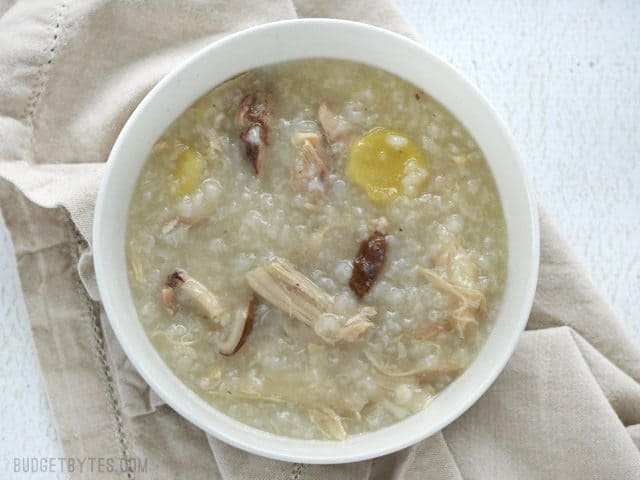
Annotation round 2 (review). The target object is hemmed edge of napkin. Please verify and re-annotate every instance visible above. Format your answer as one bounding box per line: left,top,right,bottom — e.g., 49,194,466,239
0,179,137,480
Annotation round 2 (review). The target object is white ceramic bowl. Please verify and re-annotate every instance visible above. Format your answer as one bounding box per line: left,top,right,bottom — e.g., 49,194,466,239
94,19,539,464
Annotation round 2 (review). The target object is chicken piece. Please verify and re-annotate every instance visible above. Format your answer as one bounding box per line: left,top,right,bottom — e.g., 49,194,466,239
412,322,452,340
160,202,217,235
306,222,346,262
422,242,485,337
161,269,253,354
309,407,347,441
317,102,352,143
161,269,224,318
349,230,388,298
434,242,479,288
290,132,330,197
235,93,272,174
246,258,375,344
364,349,461,380
421,269,485,337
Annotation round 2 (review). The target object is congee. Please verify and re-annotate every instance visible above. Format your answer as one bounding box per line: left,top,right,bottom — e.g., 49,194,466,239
126,59,507,440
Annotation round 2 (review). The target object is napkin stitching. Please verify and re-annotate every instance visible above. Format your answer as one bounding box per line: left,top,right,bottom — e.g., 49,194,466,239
291,462,305,479
22,1,66,155
68,219,136,480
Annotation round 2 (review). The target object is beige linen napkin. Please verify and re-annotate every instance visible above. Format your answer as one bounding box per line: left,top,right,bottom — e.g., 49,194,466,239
1,1,639,479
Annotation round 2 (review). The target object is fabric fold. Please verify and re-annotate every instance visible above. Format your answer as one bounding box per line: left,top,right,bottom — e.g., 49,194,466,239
529,207,640,382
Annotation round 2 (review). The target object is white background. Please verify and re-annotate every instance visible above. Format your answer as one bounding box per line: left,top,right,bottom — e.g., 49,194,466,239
1,1,638,477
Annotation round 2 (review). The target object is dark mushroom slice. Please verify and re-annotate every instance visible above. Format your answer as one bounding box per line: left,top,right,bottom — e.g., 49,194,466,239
246,258,375,344
217,296,257,356
240,123,267,174
160,268,253,354
235,93,272,174
349,230,388,298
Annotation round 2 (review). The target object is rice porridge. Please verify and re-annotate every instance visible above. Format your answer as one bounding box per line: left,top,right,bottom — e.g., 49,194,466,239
126,59,507,440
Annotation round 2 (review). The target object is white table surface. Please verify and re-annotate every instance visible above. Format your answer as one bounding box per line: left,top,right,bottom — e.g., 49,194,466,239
1,1,638,477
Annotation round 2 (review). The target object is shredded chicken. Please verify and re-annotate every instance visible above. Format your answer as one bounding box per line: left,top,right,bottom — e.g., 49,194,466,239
283,320,323,345
209,390,346,440
161,269,224,319
235,93,272,174
371,371,415,391
129,254,145,283
306,222,346,261
371,376,433,413
309,407,347,441
434,242,480,289
412,322,452,340
290,131,330,197
161,269,253,354
246,258,375,344
364,349,461,380
317,102,352,143
421,269,485,337
208,390,290,406
160,203,217,235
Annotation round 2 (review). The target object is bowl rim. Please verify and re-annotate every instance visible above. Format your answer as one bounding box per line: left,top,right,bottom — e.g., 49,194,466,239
94,18,539,464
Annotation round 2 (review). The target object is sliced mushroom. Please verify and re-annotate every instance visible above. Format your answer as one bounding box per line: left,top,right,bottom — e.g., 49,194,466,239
161,269,253,354
217,296,256,356
318,102,352,143
234,93,256,125
235,93,272,174
241,123,267,174
246,258,375,344
349,230,388,298
290,131,330,197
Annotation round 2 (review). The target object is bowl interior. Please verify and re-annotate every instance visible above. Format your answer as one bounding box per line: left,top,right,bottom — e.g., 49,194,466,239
93,19,539,463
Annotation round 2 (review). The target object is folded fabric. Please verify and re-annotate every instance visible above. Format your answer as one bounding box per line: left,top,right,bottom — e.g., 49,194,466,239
1,1,638,478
